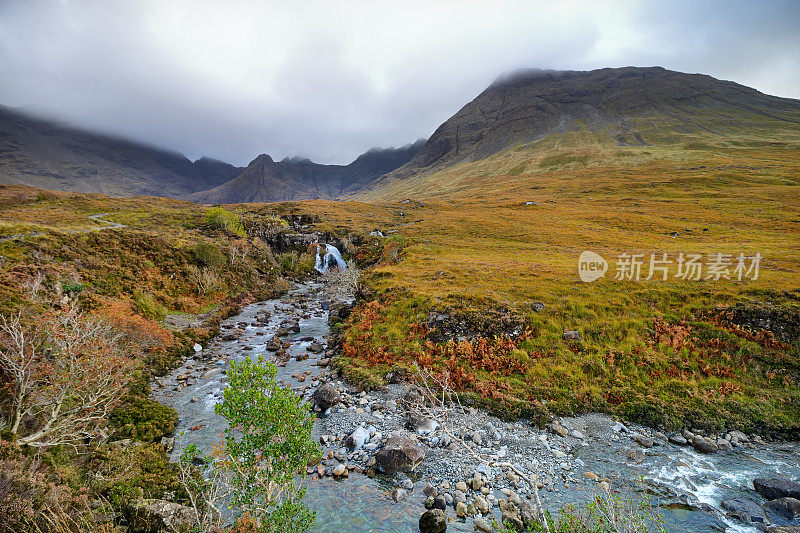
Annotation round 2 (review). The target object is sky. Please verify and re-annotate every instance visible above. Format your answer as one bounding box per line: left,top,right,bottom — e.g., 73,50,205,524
1,0,798,166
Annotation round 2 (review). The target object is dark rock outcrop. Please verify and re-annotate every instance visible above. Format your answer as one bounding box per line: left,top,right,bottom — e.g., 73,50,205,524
754,478,800,500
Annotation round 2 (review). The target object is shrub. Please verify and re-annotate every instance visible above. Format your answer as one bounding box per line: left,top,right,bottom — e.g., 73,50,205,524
62,282,84,294
205,207,247,238
109,395,178,442
215,355,320,532
189,242,226,268
133,292,168,322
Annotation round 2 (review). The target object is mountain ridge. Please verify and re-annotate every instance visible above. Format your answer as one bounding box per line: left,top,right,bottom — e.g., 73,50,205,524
369,66,800,193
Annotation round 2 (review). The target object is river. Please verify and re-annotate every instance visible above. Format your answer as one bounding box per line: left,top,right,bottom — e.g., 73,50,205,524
152,282,800,532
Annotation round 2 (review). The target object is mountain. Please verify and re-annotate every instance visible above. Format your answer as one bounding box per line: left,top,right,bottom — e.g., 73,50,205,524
188,140,425,204
370,66,800,189
0,105,241,197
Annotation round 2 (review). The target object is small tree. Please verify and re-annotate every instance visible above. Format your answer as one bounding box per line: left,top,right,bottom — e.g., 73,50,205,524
215,356,320,532
0,313,41,436
0,308,135,449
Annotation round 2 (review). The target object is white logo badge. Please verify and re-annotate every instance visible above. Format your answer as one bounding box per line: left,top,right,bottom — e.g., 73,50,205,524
578,251,607,283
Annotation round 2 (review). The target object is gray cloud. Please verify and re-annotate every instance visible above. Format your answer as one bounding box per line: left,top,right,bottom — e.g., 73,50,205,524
1,0,798,166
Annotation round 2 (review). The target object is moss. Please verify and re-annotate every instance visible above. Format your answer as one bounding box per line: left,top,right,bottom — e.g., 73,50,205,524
109,394,178,442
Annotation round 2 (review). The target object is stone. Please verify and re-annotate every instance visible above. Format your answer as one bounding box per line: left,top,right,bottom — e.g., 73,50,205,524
721,498,767,523
332,463,348,477
626,448,646,464
471,472,483,491
562,330,581,341
406,413,440,436
754,478,800,500
160,436,174,453
308,341,325,353
584,471,599,481
423,483,438,497
765,527,800,533
691,435,718,454
474,496,489,514
123,499,195,533
375,436,425,474
717,438,732,451
455,481,469,493
763,497,800,520
668,434,688,445
473,516,491,532
401,478,414,490
729,430,749,443
456,501,468,517
390,487,408,502
433,495,447,511
551,423,569,438
311,384,341,411
419,509,447,533
345,426,370,451
274,327,289,337
193,343,202,353
633,434,654,448
453,490,467,504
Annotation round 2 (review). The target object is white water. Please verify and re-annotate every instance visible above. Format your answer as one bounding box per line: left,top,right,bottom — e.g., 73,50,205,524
314,244,347,274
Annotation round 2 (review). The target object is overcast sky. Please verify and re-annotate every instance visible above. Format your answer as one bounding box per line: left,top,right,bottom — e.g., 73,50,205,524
1,0,798,166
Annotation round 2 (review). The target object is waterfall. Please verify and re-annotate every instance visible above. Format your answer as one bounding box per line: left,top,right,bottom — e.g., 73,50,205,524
314,244,347,274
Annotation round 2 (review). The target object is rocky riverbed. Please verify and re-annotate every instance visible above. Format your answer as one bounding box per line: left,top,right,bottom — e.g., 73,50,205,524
152,282,800,532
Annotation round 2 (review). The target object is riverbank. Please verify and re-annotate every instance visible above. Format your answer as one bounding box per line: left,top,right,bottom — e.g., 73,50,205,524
152,282,800,532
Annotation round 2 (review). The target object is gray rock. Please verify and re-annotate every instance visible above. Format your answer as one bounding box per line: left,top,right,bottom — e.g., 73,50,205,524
721,498,767,523
419,509,447,533
123,499,195,533
763,497,800,520
562,330,581,341
691,435,718,454
473,516,491,532
633,434,654,448
626,448,646,464
345,426,370,451
391,488,408,502
668,434,688,445
406,413,440,436
717,438,732,451
754,478,800,500
433,495,447,511
311,384,341,411
375,436,425,474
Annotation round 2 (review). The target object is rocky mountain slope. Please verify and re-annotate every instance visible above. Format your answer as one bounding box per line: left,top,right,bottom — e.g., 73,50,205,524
369,66,800,189
188,140,425,204
0,105,242,197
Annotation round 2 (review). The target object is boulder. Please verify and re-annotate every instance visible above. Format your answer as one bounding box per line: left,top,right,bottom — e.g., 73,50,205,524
311,384,341,411
721,498,766,523
419,509,447,533
473,516,492,532
764,497,800,521
691,435,718,454
755,478,800,501
668,434,688,445
375,436,425,474
123,499,195,533
345,426,370,451
633,434,654,448
406,413,440,435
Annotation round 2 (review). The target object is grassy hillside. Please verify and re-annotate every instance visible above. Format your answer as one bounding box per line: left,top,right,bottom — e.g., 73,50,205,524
286,139,800,436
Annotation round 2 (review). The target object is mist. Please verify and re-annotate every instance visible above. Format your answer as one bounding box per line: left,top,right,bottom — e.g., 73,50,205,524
1,0,798,166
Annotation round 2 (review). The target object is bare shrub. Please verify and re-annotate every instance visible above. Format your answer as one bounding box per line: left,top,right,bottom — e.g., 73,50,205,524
0,308,136,449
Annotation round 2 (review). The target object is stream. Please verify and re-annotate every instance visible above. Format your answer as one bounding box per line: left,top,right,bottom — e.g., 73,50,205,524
152,282,800,532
